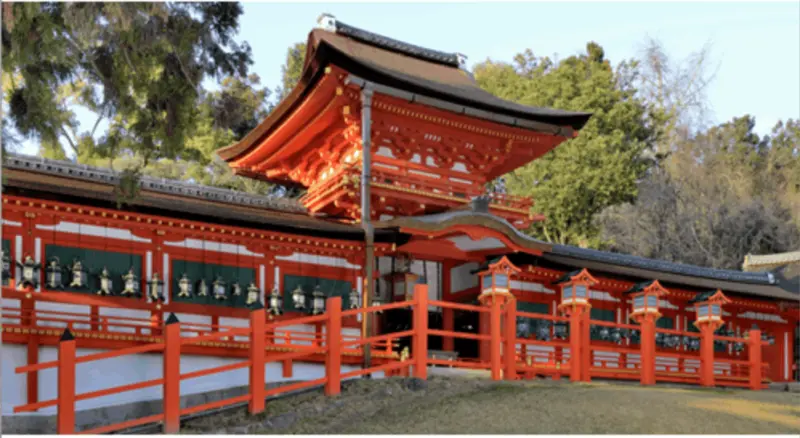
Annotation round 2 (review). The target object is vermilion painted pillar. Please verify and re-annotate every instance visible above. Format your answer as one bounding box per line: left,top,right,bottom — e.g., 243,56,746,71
325,297,342,395
479,311,490,363
581,310,592,382
442,308,454,352
163,314,181,434
503,300,517,380
490,297,503,380
699,324,716,387
639,314,656,385
413,284,428,380
748,329,762,390
249,305,266,414
569,310,582,382
57,330,76,435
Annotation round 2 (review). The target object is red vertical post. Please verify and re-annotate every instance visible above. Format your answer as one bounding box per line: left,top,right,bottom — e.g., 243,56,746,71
503,299,517,380
442,307,454,352
479,311,490,363
249,305,266,414
325,296,342,395
748,329,762,391
163,313,181,434
569,310,582,382
413,284,428,380
490,297,502,380
699,324,715,387
581,310,592,382
56,330,76,435
640,315,656,385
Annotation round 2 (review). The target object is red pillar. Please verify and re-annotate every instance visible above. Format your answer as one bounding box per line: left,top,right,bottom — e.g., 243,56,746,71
57,330,76,435
503,300,517,380
325,297,342,395
640,314,656,385
249,306,266,414
748,329,762,390
699,324,716,387
442,308,454,352
569,310,582,382
581,310,592,382
413,284,428,380
489,297,503,380
163,314,181,434
479,311,490,363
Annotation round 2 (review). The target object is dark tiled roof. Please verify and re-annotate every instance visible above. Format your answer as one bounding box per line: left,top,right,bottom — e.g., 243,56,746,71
688,290,717,304
625,280,656,294
550,244,776,285
3,153,306,214
554,270,582,284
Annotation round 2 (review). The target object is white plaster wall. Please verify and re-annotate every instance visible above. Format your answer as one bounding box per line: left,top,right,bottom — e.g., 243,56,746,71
3,343,370,417
219,317,250,342
451,262,479,294
98,308,152,335
34,302,91,331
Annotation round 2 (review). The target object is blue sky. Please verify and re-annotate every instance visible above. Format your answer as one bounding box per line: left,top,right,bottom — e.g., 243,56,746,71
16,1,800,156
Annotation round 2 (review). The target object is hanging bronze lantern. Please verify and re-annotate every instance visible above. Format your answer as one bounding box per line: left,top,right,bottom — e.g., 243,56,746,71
348,287,360,310
177,273,192,298
121,268,140,296
96,267,113,296
2,251,11,286
246,282,261,307
69,258,87,288
197,278,209,297
231,281,242,297
213,276,227,300
371,292,384,313
292,285,306,310
147,273,165,302
311,285,326,315
45,257,63,289
16,255,41,290
267,285,282,315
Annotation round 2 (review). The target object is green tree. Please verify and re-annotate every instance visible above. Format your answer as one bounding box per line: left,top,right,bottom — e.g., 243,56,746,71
276,42,306,100
474,43,655,246
2,2,252,165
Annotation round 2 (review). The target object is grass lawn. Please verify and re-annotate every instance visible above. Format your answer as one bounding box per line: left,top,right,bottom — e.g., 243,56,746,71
181,374,800,434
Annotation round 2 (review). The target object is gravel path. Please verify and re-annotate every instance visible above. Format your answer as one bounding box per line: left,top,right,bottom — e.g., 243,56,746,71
181,376,800,434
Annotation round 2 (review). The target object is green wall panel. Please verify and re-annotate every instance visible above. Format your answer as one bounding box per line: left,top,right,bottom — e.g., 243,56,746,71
282,274,352,312
44,244,142,296
656,316,674,329
170,259,254,308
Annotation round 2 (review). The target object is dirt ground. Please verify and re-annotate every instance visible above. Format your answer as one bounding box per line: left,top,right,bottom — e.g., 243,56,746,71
181,374,800,434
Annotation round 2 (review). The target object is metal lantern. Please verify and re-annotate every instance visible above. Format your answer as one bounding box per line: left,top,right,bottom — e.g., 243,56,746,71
689,337,701,351
554,322,569,340
147,273,165,302
536,320,552,341
371,292,384,313
291,285,306,310
177,273,192,298
348,287,360,310
231,282,242,297
247,282,262,307
69,259,88,288
2,251,11,286
15,255,41,290
598,326,610,341
311,285,326,315
266,285,282,314
96,267,113,296
121,268,139,296
655,331,665,347
45,257,64,289
213,276,227,301
516,317,531,338
610,327,623,344
197,279,209,297
733,340,745,354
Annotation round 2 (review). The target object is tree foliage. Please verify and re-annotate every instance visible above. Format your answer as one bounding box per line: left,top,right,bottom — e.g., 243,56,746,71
598,116,800,270
276,42,306,100
2,2,252,164
474,43,656,246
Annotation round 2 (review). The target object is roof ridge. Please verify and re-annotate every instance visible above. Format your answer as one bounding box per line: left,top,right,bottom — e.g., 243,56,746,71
2,152,306,214
316,14,467,69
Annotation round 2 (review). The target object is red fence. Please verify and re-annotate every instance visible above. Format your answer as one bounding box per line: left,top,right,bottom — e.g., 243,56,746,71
8,286,770,434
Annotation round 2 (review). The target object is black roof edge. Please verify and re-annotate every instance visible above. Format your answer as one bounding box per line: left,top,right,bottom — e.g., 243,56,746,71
551,244,776,286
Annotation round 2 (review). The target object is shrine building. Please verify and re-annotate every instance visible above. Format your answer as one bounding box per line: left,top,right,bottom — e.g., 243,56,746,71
2,14,798,432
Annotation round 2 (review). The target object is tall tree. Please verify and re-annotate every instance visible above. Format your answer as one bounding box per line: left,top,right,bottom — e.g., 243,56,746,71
474,43,656,246
598,116,800,269
2,2,252,166
276,42,306,100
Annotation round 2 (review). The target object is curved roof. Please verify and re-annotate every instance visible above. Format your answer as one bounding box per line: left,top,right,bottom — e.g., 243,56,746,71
218,17,592,163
